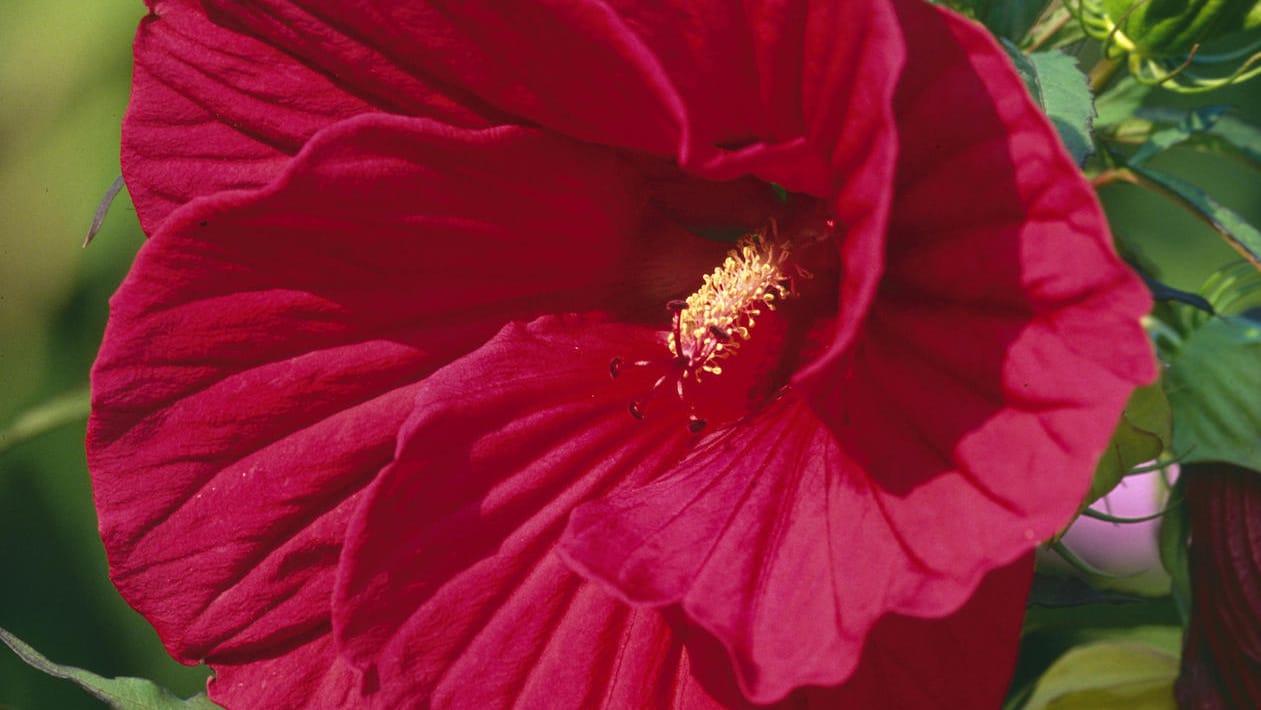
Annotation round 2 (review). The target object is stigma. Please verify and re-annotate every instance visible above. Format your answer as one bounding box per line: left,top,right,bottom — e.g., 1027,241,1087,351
668,229,793,380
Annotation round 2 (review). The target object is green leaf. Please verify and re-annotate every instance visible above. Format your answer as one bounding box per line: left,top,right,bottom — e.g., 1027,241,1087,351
1088,381,1173,505
1158,261,1259,342
1129,164,1261,268
1138,107,1261,169
1184,113,1261,168
1137,268,1217,313
1022,639,1179,710
1205,115,1261,166
928,0,1044,38
933,0,1053,41
0,628,219,710
985,0,1054,41
1095,77,1153,128
1129,105,1230,167
1165,315,1261,469
1002,43,1096,165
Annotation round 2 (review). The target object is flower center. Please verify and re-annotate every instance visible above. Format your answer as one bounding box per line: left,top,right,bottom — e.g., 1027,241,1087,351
612,214,836,433
668,229,794,381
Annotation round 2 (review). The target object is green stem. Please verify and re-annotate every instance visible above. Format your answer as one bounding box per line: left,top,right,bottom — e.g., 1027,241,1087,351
1090,167,1140,188
1026,7,1073,53
1089,56,1124,93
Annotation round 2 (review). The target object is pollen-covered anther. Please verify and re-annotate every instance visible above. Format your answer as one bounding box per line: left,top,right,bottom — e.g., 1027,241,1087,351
707,325,732,342
669,231,793,380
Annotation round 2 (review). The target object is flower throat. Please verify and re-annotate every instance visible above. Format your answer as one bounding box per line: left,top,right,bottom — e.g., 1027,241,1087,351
612,219,830,433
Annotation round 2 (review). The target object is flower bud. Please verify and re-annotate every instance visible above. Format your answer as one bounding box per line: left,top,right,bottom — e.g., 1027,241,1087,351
1039,463,1178,596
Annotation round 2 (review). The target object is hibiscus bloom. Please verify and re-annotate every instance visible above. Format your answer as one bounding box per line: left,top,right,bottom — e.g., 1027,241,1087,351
89,1,1154,707
1176,463,1261,709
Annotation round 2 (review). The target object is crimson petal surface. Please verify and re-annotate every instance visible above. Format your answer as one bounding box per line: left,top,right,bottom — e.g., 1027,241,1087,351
89,118,653,704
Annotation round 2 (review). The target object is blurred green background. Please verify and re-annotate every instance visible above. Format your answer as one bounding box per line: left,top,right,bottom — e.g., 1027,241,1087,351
0,4,210,708
0,3,1257,709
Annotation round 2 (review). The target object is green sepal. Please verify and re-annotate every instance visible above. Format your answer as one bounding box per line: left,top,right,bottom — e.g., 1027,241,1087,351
1087,381,1173,505
0,628,219,710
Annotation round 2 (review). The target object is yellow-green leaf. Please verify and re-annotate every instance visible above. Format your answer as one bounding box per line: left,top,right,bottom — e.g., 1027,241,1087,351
1022,640,1179,710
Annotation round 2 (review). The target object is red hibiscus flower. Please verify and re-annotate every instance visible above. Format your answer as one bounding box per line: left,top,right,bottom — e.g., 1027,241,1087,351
90,1,1154,707
1176,463,1261,709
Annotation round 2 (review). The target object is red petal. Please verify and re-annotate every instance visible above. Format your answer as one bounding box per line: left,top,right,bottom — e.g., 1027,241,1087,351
816,0,1153,586
626,0,915,392
193,1,689,151
823,555,1033,708
644,556,1032,710
604,0,905,187
90,120,655,677
141,0,696,189
335,313,1034,707
561,3,1153,701
334,314,705,706
605,1,906,377
562,404,1035,706
207,628,364,709
561,397,926,702
133,0,701,232
125,0,499,232
883,0,1152,346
